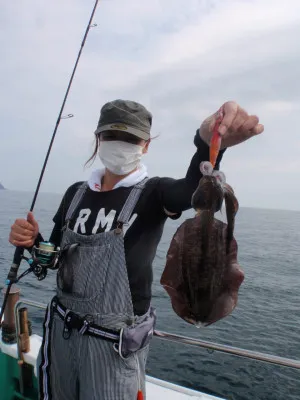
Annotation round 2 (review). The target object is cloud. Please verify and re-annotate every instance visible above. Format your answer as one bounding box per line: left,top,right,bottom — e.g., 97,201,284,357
0,0,300,211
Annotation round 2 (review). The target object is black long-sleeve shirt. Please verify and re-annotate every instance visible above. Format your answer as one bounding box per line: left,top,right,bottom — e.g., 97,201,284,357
37,132,226,315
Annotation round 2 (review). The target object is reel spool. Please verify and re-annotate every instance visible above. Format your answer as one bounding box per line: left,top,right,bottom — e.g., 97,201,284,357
29,242,60,280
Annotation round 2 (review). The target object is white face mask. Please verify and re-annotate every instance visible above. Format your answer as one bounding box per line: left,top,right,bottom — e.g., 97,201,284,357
98,140,144,175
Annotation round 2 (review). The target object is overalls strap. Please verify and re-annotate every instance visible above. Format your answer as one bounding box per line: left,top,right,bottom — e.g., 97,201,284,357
117,177,149,225
65,182,89,223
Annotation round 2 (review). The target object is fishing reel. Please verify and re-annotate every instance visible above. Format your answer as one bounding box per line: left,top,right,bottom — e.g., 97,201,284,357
24,242,60,281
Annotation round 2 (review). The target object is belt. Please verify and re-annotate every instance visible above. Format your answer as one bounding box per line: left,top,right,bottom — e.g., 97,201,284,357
51,296,120,342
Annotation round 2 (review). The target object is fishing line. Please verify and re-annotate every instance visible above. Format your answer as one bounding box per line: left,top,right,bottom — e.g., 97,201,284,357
0,0,100,326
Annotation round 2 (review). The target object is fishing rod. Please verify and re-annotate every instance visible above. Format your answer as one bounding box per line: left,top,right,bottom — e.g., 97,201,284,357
0,0,100,326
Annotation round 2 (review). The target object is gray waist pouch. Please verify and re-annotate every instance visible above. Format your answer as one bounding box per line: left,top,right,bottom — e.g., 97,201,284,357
116,307,156,359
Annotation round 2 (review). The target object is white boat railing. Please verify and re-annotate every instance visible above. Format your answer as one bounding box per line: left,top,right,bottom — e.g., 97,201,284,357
14,299,300,372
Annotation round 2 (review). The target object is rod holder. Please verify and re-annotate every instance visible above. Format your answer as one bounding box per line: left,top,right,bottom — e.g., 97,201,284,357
19,307,30,353
1,284,20,343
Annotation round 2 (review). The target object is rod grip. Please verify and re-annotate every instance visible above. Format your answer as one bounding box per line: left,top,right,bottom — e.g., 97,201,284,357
7,247,24,282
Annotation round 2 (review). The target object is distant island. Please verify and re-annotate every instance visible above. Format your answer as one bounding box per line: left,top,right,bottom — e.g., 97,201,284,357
0,182,5,190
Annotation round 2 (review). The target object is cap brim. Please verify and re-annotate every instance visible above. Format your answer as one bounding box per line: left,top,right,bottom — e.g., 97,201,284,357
94,124,149,140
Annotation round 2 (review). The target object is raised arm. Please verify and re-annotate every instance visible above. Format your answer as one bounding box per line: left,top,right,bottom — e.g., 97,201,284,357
157,133,226,216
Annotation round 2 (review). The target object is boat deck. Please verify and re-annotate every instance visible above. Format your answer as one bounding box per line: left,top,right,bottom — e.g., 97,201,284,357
0,332,224,400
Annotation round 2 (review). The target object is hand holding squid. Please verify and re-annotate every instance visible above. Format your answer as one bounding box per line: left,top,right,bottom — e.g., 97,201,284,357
199,101,264,158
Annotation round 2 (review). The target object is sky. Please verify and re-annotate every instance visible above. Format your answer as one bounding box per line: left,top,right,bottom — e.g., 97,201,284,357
1,0,300,211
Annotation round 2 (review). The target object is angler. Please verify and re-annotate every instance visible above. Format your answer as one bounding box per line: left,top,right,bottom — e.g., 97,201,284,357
8,98,263,399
